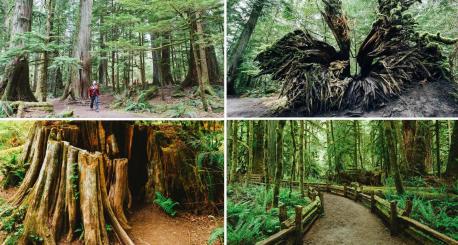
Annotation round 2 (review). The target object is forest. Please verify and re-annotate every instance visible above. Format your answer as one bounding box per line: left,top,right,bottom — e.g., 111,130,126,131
228,120,458,244
0,120,224,244
227,0,458,117
0,0,224,118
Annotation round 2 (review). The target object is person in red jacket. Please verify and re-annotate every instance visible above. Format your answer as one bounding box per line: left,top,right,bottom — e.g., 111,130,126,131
88,81,100,112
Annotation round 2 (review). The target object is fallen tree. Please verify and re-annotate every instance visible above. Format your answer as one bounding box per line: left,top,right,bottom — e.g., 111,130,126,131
255,0,458,115
0,121,223,244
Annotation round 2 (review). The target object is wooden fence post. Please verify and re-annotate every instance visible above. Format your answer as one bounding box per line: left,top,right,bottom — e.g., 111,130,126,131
370,191,375,213
295,205,303,244
344,185,347,197
279,203,287,226
390,201,398,235
319,191,324,215
327,183,330,192
402,199,413,217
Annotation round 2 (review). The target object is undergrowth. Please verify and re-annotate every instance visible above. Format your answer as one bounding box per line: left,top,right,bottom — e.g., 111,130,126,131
384,183,458,240
208,227,224,245
0,153,26,188
227,184,310,244
154,192,179,217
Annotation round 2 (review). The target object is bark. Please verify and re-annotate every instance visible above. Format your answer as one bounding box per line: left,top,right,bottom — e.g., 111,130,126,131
252,121,264,174
151,33,162,86
435,121,441,177
98,13,108,87
1,0,36,102
299,121,305,197
227,0,266,95
230,121,238,183
182,41,198,87
139,33,146,86
36,0,56,102
446,121,458,177
273,121,285,208
402,121,428,176
160,32,174,85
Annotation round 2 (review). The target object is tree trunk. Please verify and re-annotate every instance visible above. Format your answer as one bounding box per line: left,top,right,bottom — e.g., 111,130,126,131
151,33,162,86
160,32,174,85
299,121,305,197
227,0,266,95
98,13,108,87
273,121,285,208
36,0,56,102
230,121,238,183
446,121,458,177
1,0,36,102
62,0,93,100
435,121,441,177
289,121,297,197
384,121,404,195
402,121,428,176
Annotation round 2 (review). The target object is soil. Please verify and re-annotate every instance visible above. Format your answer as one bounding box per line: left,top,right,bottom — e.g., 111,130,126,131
228,80,458,117
0,187,221,244
303,193,414,245
128,204,223,245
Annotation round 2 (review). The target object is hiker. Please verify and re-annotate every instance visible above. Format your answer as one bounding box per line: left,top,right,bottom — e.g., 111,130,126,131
88,81,100,112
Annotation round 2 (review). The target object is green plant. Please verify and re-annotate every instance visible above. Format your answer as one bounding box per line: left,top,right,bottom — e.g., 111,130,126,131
208,227,224,245
0,154,26,188
154,192,179,217
28,233,44,243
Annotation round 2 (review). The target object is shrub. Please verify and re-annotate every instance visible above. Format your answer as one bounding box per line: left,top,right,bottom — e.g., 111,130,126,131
154,192,179,217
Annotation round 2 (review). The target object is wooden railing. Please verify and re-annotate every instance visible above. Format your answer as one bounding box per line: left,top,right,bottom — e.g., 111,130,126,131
251,183,323,245
249,176,458,245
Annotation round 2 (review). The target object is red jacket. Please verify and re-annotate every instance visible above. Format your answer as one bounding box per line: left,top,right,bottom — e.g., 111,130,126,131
88,85,100,97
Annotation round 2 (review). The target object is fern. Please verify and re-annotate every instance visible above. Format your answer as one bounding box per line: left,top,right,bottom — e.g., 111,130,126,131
154,192,179,217
207,227,224,245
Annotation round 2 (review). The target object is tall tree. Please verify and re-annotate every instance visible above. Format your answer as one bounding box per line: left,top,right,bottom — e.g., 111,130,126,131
273,120,285,208
435,120,441,177
62,0,93,100
227,0,266,95
1,0,36,101
446,121,458,177
299,121,305,197
230,121,239,183
384,121,404,195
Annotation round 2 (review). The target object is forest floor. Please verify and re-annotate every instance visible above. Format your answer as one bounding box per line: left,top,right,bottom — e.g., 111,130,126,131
30,89,224,118
303,193,414,245
128,204,223,245
0,188,222,244
228,80,458,117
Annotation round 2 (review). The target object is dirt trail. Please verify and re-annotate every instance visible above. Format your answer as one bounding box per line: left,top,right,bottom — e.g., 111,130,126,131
303,193,414,245
128,204,222,245
50,94,151,118
228,80,458,117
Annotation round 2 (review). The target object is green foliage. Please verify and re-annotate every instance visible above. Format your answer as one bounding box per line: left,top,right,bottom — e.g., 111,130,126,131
28,234,44,243
228,184,310,244
208,227,224,245
0,154,27,188
385,188,458,240
0,203,27,244
70,163,80,200
154,192,179,217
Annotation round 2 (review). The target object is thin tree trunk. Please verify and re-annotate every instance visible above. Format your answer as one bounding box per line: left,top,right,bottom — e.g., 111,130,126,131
299,121,304,197
446,121,458,177
273,121,285,208
435,121,441,177
227,0,266,95
384,121,404,195
230,121,238,183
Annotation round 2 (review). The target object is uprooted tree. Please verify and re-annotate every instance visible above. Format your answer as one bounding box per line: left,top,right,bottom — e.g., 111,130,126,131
0,121,223,244
255,0,458,115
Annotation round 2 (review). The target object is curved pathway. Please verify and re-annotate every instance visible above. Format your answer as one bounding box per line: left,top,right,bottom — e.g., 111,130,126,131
303,193,415,245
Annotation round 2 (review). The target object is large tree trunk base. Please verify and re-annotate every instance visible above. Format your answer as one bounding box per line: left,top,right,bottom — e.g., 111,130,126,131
1,121,223,244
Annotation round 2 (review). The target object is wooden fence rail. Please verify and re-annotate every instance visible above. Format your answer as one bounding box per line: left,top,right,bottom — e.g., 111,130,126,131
255,189,323,245
249,177,458,245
